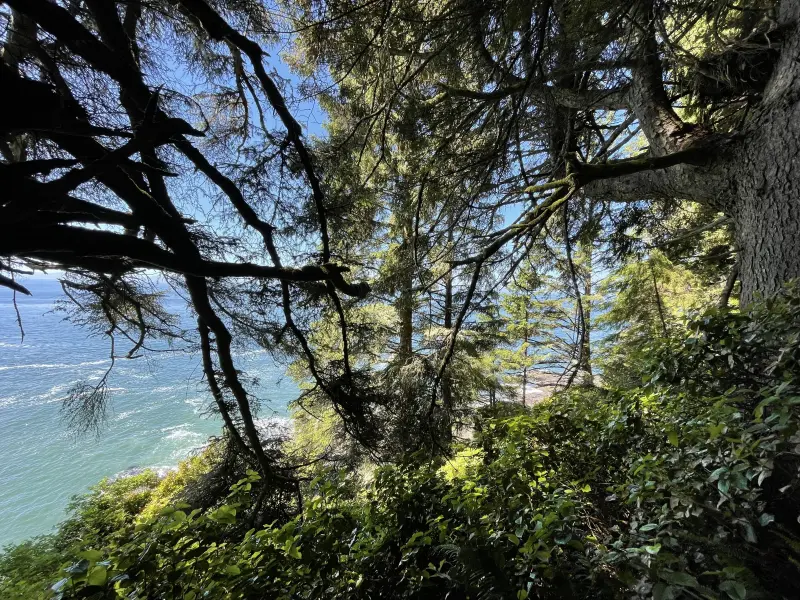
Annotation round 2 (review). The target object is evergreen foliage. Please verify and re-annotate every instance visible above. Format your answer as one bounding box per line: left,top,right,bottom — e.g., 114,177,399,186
3,1,800,597
3,289,800,599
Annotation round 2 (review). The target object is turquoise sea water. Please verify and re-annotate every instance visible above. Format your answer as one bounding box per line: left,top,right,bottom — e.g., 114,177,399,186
0,278,298,547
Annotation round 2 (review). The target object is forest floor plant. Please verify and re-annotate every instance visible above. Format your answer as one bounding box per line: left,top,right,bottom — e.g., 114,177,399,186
2,286,799,600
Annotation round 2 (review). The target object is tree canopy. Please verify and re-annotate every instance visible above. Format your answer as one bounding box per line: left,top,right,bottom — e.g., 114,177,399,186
2,0,800,474
4,1,800,598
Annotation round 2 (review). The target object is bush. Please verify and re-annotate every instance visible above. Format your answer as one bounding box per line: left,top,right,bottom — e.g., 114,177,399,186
0,538,66,600
5,287,800,599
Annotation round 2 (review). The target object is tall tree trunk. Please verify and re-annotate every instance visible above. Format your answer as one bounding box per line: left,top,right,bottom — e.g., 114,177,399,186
397,261,414,362
731,93,800,303
583,0,800,303
720,0,800,303
441,224,454,418
396,193,414,361
522,306,528,405
578,240,593,384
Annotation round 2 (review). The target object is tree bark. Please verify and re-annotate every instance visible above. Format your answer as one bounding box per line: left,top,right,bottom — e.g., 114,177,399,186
578,240,593,384
441,224,454,417
729,0,800,302
583,0,800,303
397,213,414,361
731,146,800,303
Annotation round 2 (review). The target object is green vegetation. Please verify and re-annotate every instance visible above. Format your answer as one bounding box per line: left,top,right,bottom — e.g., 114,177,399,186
4,0,800,598
4,288,799,599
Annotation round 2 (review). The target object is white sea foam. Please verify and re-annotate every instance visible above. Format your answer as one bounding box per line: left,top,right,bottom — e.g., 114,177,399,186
184,397,206,414
110,465,177,481
165,428,203,442
113,410,138,421
151,385,181,393
0,395,19,408
255,416,292,439
160,423,192,433
33,383,73,402
0,341,27,348
0,359,110,372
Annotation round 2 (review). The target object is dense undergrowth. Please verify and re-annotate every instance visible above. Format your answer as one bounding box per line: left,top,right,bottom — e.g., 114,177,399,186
2,289,799,599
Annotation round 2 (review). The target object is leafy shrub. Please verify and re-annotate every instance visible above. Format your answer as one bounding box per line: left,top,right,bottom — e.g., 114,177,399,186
5,287,800,599
0,537,66,600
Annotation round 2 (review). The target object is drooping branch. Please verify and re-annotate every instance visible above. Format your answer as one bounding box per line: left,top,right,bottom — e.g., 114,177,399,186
175,0,332,263
435,81,630,111
0,272,31,296
198,319,258,463
0,225,369,297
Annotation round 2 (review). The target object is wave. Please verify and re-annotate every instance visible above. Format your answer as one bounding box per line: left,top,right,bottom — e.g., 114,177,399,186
149,384,180,394
113,409,139,421
0,302,58,309
160,422,191,432
34,383,73,402
164,426,204,442
0,395,19,408
110,465,177,481
0,359,110,372
184,397,207,414
255,416,292,439
232,348,269,359
0,384,126,409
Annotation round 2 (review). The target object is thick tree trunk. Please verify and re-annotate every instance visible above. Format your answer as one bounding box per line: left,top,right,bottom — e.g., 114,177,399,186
732,158,800,303
730,0,800,303
584,0,800,303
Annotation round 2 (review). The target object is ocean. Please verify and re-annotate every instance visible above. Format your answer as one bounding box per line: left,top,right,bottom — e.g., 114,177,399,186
0,277,298,548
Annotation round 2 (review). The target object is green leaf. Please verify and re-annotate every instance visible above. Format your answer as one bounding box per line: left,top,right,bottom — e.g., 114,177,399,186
668,430,679,447
708,423,725,440
645,544,662,555
710,467,727,482
225,565,241,576
79,550,103,563
720,580,746,600
661,571,698,588
741,521,757,543
86,565,107,587
652,582,679,600
759,513,775,527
